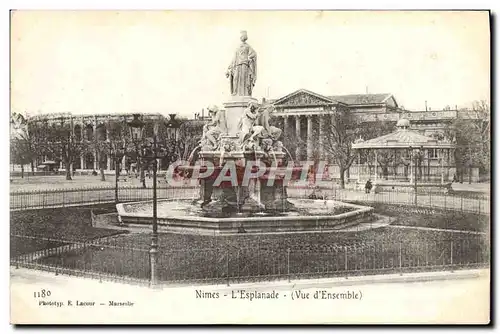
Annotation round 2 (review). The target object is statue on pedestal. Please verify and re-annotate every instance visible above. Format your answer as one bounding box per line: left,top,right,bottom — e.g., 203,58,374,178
226,31,257,97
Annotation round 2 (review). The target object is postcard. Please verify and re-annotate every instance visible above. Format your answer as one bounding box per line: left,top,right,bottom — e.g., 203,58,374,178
9,10,491,325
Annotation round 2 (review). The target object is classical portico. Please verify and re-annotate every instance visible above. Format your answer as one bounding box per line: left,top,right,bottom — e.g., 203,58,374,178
272,89,349,161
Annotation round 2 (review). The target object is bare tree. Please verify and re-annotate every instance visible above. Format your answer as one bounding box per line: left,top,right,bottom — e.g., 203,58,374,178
44,118,89,180
321,109,358,189
322,111,396,188
10,112,36,178
445,100,490,182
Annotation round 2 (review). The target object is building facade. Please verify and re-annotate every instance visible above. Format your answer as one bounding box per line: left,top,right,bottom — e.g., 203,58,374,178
27,112,163,172
269,89,482,181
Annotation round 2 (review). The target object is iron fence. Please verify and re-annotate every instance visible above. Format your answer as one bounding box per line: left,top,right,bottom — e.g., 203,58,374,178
10,184,489,215
287,186,490,215
10,186,199,211
11,233,489,286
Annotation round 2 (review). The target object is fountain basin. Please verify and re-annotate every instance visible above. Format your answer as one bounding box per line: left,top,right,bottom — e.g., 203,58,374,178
116,199,376,235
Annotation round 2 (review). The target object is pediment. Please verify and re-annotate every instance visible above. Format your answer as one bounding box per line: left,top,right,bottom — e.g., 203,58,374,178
274,89,336,107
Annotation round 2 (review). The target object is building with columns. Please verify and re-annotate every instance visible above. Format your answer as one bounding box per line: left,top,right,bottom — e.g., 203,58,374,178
269,89,482,181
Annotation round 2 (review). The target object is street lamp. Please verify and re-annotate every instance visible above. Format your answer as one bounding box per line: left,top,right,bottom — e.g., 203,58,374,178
127,114,146,188
126,114,171,286
409,145,424,205
128,114,145,141
113,143,126,204
164,114,181,171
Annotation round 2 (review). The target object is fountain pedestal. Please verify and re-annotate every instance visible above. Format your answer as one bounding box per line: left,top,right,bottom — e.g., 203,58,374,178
223,96,259,137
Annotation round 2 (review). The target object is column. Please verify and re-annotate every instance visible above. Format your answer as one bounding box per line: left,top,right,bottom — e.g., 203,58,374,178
93,151,97,170
409,150,413,184
93,123,97,170
295,116,301,161
446,149,451,181
107,155,112,172
106,125,112,171
283,115,289,134
80,155,85,170
318,115,324,160
357,151,361,181
60,147,63,170
306,115,313,160
81,117,84,141
440,149,444,184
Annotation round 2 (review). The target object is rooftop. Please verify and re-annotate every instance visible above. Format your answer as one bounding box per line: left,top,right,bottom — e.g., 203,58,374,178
352,119,455,149
328,93,393,106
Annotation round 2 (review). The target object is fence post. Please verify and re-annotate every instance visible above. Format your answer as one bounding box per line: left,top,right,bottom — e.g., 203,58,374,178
257,241,260,276
399,242,403,275
344,246,348,278
226,249,230,286
237,249,240,278
425,242,428,266
287,248,290,282
450,240,454,272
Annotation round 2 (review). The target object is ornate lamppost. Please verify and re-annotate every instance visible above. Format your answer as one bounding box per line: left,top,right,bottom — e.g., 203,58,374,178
113,143,126,204
127,114,170,286
164,114,181,167
410,145,424,205
127,114,147,188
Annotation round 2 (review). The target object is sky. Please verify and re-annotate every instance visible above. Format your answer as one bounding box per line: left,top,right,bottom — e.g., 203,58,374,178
10,10,490,118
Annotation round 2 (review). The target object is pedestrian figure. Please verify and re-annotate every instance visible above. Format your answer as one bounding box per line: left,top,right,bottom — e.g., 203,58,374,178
365,179,373,193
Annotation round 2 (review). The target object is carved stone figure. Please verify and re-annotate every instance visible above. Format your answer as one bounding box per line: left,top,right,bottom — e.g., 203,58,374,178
248,105,282,143
237,101,260,145
273,140,284,153
225,31,257,96
200,105,227,150
261,138,274,152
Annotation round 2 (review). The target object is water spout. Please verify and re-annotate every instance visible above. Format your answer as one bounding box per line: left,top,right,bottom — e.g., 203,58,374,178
282,146,295,165
270,148,278,166
219,146,226,166
187,145,201,165
235,186,243,215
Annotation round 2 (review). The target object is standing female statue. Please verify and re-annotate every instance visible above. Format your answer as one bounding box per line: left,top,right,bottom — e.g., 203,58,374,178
226,31,257,97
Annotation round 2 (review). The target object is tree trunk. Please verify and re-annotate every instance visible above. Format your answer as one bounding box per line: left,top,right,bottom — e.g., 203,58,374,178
31,160,35,176
339,167,346,189
65,159,72,180
140,166,146,188
21,164,24,178
115,160,120,203
100,168,105,181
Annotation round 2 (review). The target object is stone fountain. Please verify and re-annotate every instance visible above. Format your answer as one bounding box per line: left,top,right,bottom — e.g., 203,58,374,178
116,31,382,234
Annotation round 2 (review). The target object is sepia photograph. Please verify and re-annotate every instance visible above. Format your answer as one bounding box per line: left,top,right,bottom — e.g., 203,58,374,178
9,10,491,325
